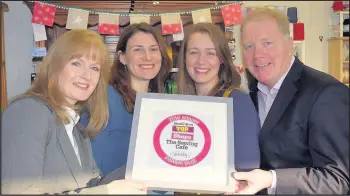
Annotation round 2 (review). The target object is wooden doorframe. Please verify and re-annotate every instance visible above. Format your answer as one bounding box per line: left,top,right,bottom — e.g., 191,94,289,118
1,2,9,112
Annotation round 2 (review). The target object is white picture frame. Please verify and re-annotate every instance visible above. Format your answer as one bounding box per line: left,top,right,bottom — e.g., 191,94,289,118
125,93,235,194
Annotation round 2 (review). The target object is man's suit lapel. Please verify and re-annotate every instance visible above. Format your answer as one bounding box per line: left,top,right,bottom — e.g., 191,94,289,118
56,124,86,187
249,78,259,112
251,57,303,138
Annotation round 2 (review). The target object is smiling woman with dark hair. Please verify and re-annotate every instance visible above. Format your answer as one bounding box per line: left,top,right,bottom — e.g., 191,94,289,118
81,23,172,178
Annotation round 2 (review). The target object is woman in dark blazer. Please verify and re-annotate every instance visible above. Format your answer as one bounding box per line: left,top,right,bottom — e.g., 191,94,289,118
1,29,146,194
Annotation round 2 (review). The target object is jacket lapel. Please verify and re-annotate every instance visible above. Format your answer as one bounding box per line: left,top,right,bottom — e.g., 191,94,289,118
73,125,90,171
250,57,303,139
56,124,85,187
260,58,303,138
249,78,259,112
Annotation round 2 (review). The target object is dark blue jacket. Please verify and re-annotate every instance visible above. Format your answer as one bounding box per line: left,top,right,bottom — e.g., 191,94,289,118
217,89,260,171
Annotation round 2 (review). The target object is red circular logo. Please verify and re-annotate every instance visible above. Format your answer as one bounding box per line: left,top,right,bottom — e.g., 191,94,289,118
153,114,211,167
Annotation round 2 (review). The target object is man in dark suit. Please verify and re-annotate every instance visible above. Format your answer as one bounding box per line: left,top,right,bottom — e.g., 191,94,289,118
231,7,349,194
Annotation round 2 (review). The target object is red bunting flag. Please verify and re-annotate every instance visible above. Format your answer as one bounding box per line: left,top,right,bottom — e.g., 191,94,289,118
98,14,120,35
31,2,56,27
98,24,119,35
161,14,183,35
162,23,182,35
221,4,242,27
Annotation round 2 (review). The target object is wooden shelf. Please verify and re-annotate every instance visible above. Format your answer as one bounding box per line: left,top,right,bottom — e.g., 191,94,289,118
334,11,350,15
328,38,348,84
328,37,350,41
1,2,8,111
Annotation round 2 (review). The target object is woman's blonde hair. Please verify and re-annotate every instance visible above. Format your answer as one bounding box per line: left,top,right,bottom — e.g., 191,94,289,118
17,29,109,136
176,23,241,96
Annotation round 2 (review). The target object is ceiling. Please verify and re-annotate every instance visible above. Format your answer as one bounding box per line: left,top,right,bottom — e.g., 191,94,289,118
24,1,228,26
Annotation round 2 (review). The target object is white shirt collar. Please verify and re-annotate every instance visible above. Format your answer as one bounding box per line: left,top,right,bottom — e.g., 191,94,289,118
258,56,295,96
64,107,80,126
63,107,82,166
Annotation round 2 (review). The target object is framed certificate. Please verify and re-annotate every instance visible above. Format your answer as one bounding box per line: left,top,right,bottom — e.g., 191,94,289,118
125,93,235,194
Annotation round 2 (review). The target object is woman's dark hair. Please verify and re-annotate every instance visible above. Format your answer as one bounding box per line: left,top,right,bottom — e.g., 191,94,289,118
110,23,172,112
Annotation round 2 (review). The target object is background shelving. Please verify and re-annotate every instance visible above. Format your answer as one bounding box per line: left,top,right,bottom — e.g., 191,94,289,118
328,10,349,86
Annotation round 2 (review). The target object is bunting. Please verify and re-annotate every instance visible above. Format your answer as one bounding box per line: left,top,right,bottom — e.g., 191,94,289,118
66,9,89,29
130,15,150,24
31,1,56,27
98,14,120,35
161,14,182,35
192,9,212,24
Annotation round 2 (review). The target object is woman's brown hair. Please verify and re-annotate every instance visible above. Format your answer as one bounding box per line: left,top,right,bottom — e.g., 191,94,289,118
110,22,172,112
14,29,110,136
176,23,241,96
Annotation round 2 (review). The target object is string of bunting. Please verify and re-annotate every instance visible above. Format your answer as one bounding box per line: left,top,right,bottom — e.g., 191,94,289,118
29,0,304,44
28,0,243,16
30,0,304,75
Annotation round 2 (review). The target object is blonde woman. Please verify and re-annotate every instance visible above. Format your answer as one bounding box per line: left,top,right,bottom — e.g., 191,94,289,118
1,29,146,194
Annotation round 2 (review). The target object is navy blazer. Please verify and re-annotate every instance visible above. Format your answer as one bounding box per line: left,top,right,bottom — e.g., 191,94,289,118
249,57,349,194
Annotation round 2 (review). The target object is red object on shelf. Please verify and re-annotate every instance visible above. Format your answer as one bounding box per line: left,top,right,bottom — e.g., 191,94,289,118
332,1,344,11
293,23,304,41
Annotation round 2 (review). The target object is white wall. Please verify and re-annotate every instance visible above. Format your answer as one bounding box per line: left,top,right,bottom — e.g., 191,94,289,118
2,1,332,100
4,1,34,100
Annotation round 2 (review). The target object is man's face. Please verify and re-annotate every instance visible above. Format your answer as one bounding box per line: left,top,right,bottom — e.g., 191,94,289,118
242,17,293,88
